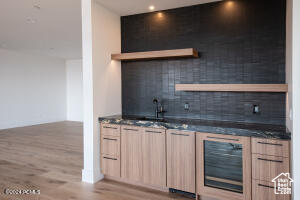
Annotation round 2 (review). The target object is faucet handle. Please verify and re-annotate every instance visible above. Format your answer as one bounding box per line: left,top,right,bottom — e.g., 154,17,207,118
160,106,163,112
159,105,167,113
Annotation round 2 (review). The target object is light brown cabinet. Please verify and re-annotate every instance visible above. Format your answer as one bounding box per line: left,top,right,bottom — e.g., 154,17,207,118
251,138,291,200
120,126,167,187
121,125,143,182
166,129,195,193
142,128,166,187
100,123,121,178
100,122,291,200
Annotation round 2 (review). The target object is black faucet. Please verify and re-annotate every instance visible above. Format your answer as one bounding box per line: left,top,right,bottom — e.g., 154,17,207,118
153,98,165,119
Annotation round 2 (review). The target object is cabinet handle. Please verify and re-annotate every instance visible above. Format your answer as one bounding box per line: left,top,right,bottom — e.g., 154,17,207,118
103,138,117,141
145,130,162,134
123,128,139,131
257,142,283,146
258,184,275,189
103,126,118,129
257,158,283,163
207,136,239,141
170,133,190,136
103,157,117,161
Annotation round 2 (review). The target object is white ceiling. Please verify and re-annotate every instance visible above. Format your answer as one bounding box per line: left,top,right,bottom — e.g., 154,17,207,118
0,0,82,59
96,0,222,16
0,0,221,59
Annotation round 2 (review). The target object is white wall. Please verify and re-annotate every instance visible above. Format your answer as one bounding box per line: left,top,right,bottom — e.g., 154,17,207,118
292,0,300,199
286,0,293,131
286,0,296,199
81,0,121,183
92,2,122,119
0,48,66,130
66,59,83,122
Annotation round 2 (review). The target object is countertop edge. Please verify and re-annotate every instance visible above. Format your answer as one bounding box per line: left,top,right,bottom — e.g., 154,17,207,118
98,117,291,140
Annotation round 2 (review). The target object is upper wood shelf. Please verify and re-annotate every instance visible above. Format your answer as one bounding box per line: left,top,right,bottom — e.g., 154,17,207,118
175,84,288,93
111,48,199,61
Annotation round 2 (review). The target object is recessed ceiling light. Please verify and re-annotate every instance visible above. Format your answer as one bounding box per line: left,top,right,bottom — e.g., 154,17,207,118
33,5,41,10
26,18,37,24
149,5,155,11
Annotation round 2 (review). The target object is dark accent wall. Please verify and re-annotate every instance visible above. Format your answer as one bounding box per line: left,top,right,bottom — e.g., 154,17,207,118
121,0,286,125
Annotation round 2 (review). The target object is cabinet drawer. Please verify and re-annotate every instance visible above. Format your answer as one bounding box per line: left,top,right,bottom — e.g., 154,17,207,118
252,138,289,157
101,123,120,137
252,180,290,200
101,155,120,177
252,154,289,182
101,136,120,157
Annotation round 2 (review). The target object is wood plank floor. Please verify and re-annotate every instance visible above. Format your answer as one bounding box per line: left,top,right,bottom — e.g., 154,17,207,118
0,121,191,200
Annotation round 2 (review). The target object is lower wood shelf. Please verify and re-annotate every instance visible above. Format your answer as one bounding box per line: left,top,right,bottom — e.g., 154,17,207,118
175,84,288,92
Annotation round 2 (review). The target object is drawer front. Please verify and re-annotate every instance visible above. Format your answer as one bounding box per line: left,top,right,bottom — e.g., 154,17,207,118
252,180,291,200
101,136,120,157
252,154,289,182
101,123,120,137
101,155,120,177
252,138,289,157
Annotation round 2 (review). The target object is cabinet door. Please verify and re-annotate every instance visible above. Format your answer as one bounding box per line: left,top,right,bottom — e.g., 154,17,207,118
167,129,195,193
121,126,143,182
142,128,166,187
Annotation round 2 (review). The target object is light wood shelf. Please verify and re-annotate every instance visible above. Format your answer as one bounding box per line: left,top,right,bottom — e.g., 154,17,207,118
111,48,198,61
175,84,288,93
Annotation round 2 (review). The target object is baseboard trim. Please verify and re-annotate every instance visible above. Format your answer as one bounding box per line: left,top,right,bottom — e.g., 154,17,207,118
82,169,104,183
104,175,169,192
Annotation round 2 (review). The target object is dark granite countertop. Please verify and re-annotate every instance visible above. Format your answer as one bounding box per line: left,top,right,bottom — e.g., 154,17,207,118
98,115,291,140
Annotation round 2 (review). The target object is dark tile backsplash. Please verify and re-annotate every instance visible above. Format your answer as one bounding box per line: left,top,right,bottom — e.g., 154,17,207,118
121,0,286,125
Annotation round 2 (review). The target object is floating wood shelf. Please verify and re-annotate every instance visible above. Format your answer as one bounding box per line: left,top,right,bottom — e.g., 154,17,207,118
111,48,198,61
175,84,288,93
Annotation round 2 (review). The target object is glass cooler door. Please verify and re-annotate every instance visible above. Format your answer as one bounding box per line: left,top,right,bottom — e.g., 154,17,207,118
204,140,243,193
